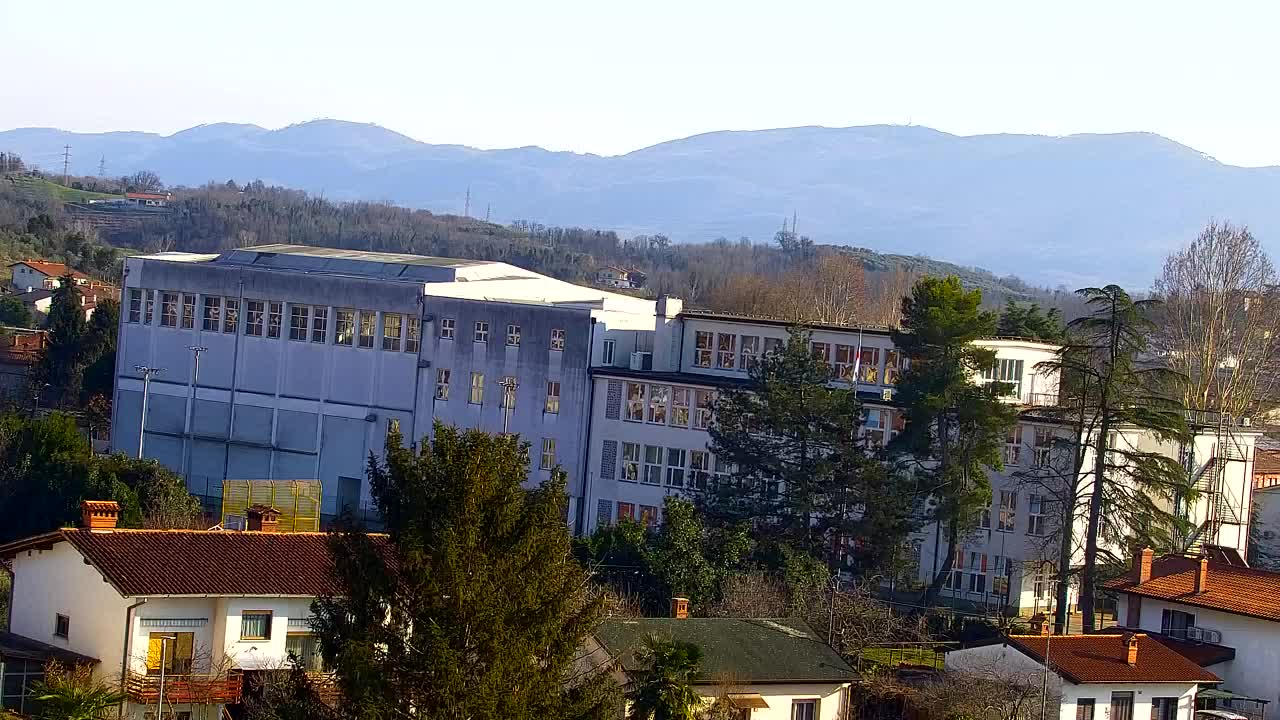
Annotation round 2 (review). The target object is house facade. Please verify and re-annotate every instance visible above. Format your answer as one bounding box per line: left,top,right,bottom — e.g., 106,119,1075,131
0,502,356,719
112,244,655,529
946,633,1219,720
9,260,89,292
1105,549,1280,713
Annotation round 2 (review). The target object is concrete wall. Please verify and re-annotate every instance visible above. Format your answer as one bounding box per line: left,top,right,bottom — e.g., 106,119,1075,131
689,682,848,720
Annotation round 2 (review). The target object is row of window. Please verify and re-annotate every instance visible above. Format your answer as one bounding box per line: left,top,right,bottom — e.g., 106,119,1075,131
978,490,1046,536
1072,693,1179,720
624,382,715,429
433,370,562,414
691,330,905,385
617,442,733,489
1002,426,1056,467
943,553,1056,600
126,289,569,353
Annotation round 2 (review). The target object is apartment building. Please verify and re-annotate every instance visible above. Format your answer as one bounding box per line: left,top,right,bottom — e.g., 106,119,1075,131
113,244,655,528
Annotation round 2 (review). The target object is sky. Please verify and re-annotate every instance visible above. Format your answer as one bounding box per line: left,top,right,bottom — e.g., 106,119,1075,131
2,0,1278,166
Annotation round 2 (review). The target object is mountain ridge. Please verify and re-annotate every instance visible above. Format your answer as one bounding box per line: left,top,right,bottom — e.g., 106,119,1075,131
4,119,1278,287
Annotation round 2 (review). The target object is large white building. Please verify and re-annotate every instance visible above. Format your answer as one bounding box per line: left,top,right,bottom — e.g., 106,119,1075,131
113,245,655,529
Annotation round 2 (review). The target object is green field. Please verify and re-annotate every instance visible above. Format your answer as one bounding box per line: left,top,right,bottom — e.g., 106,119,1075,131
4,174,124,203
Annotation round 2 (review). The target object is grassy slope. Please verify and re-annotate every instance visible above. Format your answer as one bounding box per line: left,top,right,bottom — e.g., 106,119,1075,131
5,174,123,203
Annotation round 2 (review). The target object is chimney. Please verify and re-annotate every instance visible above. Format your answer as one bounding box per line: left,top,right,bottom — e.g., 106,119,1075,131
81,500,120,530
1126,634,1140,666
246,505,282,533
1135,547,1154,583
1195,557,1209,594
670,597,689,620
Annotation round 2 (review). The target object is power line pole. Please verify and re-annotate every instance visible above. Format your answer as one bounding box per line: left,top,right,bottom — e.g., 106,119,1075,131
463,185,471,218
484,203,490,223
98,155,106,178
62,144,71,185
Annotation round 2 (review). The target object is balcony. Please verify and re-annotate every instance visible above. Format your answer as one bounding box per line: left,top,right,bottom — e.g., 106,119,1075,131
1023,392,1060,407
125,671,243,705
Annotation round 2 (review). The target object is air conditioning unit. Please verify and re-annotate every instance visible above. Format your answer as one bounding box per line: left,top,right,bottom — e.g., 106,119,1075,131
630,352,653,371
1242,417,1252,427
881,388,894,402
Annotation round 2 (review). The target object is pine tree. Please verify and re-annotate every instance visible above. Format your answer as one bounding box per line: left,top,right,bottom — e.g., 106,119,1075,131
892,276,1018,604
704,328,916,571
35,274,87,407
81,297,119,402
311,423,619,719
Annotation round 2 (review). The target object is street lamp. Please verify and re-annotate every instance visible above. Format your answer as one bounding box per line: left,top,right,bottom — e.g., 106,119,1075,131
181,346,207,485
135,365,164,459
154,633,176,720
496,377,519,434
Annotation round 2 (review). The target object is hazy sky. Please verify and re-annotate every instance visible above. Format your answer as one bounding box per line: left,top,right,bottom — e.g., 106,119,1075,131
2,0,1277,166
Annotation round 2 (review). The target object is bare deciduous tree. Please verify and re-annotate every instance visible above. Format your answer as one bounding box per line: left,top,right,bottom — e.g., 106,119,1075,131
1153,221,1280,416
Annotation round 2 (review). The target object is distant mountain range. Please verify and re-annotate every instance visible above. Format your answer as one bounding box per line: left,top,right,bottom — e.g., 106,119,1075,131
4,119,1279,287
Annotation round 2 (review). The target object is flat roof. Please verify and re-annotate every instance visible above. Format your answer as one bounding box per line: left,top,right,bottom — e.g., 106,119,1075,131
227,244,483,268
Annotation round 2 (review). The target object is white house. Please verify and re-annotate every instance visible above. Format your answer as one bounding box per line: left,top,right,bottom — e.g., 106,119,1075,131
0,501,358,719
592,610,854,720
1105,548,1280,716
9,260,89,292
946,632,1220,720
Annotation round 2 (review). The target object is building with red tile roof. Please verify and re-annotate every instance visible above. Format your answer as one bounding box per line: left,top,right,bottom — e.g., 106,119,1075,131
8,260,89,292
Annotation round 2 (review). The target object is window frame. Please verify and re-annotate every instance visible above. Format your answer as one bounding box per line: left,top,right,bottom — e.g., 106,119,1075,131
540,438,557,470
643,445,663,485
1075,699,1095,720
625,382,646,422
245,300,265,337
545,380,561,414
267,301,283,338
202,296,220,331
54,613,70,639
791,699,818,720
405,316,421,353
997,490,1017,532
474,320,489,344
222,297,239,334
717,333,738,369
357,310,376,348
665,447,687,488
311,306,329,343
180,293,195,329
383,313,403,351
439,317,455,339
435,368,451,401
693,389,713,430
240,611,273,641
550,327,565,351
289,304,310,341
159,292,179,327
602,339,616,365
128,288,143,323
693,331,713,367
335,308,355,346
670,387,690,427
506,324,521,347
647,384,669,424
469,372,485,404
621,442,641,482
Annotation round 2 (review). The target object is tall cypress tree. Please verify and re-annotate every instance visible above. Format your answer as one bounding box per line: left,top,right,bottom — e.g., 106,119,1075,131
311,423,618,720
892,276,1018,604
35,274,87,407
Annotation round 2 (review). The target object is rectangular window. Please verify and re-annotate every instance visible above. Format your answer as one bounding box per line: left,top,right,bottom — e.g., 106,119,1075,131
1076,699,1095,720
739,335,760,371
146,632,195,674
285,633,325,673
625,382,646,422
1033,565,1053,599
639,505,658,528
993,555,1012,596
967,552,988,593
128,288,143,323
811,341,831,367
144,289,155,324
545,381,560,414
240,611,272,640
713,455,732,488
54,613,69,639
665,448,687,487
440,317,455,340
506,324,521,347
202,296,220,331
1161,609,1196,639
690,450,711,490
998,490,1017,532
469,372,484,404
945,548,965,590
617,502,635,521
647,384,669,424
1004,427,1022,465
540,438,556,469
1151,698,1177,720
763,336,783,356
245,300,265,336
884,350,903,385
859,348,881,384
621,442,641,482
979,506,991,530
435,369,451,400
405,316,420,353
694,389,713,430
223,297,239,334
1028,494,1045,536
358,311,376,348
550,328,565,351
311,306,328,343
834,344,856,381
694,331,713,368
643,445,663,485
1110,692,1134,720
383,313,403,351
156,293,180,327
864,408,885,448
474,321,489,343
267,301,282,338
602,339,616,365
290,304,310,341
671,388,690,428
500,376,517,409
335,308,355,345
1033,427,1053,467
181,293,195,328
982,358,1025,398
791,700,817,720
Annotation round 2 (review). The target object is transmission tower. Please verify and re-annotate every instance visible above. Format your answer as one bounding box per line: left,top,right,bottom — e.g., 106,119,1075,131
463,185,471,217
98,155,106,177
62,145,71,185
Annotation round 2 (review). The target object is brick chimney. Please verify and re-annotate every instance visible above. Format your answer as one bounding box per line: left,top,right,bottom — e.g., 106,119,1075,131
246,505,282,533
81,500,119,530
1126,634,1140,666
1195,557,1209,594
1135,547,1154,583
670,597,689,620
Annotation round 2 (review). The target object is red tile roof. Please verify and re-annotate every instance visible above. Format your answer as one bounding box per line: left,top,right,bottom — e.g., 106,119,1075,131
0,528,389,597
1143,633,1236,667
1103,554,1280,622
9,261,89,280
1004,634,1220,685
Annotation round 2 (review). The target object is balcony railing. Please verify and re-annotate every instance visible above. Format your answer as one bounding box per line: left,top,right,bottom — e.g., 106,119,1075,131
1163,625,1223,644
1023,392,1060,407
125,671,243,705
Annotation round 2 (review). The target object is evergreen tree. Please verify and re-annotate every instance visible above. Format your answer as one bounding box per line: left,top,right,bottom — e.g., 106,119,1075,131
626,637,703,720
892,276,1018,604
997,302,1064,341
645,497,749,611
81,297,119,402
35,274,87,407
704,328,916,571
0,295,32,328
311,423,618,720
1054,285,1189,631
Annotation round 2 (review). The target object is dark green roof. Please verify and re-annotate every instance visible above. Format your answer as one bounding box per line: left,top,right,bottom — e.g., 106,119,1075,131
595,618,855,684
